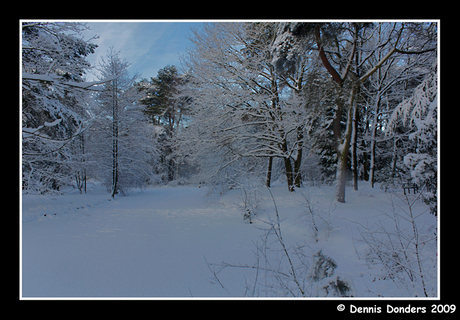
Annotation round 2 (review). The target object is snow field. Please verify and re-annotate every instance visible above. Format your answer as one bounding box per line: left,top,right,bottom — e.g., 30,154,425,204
22,186,258,297
21,183,437,298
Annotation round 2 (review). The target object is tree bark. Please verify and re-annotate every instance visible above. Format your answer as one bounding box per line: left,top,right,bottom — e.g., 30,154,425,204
281,139,294,192
315,24,342,86
293,126,304,188
111,78,119,198
369,95,381,188
351,102,359,191
390,137,399,180
362,144,369,181
293,152,302,188
315,23,358,202
75,133,86,194
266,156,273,188
284,157,294,192
335,84,358,203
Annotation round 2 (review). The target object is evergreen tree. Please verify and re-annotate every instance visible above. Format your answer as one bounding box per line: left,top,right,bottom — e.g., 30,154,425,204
138,65,190,181
274,22,436,202
389,65,437,214
22,22,97,193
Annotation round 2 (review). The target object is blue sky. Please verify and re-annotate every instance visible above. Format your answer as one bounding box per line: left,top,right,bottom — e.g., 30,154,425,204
82,21,203,81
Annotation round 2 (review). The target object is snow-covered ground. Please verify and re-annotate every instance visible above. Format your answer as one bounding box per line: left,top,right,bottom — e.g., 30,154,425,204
21,183,437,298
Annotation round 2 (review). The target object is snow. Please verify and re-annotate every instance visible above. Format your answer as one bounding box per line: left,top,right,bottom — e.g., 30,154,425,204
22,73,117,91
21,183,437,298
44,119,62,127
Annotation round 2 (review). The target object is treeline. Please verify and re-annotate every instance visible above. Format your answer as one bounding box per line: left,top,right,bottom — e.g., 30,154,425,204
172,22,437,210
21,22,437,212
22,23,158,197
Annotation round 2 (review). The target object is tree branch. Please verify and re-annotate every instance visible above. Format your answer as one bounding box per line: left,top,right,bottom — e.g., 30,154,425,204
22,73,118,91
359,47,396,83
394,47,436,55
315,24,342,86
359,45,436,84
341,23,358,81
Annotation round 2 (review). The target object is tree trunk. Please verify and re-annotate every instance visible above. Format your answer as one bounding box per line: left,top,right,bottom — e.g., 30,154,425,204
111,78,119,198
362,149,369,181
293,126,304,188
314,23,360,202
369,95,381,188
293,152,302,188
284,157,294,192
81,133,86,193
75,133,86,194
369,141,376,188
281,138,294,192
266,156,273,188
336,147,348,203
330,91,347,202
168,158,174,181
390,137,398,180
335,84,358,203
351,102,359,191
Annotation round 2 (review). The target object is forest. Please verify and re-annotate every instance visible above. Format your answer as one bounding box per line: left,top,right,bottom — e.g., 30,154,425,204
21,21,438,298
22,22,437,207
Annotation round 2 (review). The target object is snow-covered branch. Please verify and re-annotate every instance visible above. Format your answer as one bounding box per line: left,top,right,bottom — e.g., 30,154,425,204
22,73,118,91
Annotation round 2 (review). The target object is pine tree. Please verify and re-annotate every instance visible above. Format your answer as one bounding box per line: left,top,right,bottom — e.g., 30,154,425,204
138,65,190,181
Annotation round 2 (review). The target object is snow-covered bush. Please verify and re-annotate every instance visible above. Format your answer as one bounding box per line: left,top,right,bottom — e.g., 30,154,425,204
307,249,356,297
307,249,337,281
208,188,355,297
389,64,437,215
299,189,334,242
315,275,356,297
358,191,437,297
238,183,264,224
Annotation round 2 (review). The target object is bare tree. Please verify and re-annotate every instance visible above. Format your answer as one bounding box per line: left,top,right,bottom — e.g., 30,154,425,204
178,23,312,191
92,48,158,196
283,22,436,202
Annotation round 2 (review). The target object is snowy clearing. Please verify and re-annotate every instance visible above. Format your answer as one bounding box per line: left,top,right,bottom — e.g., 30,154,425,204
21,183,437,298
